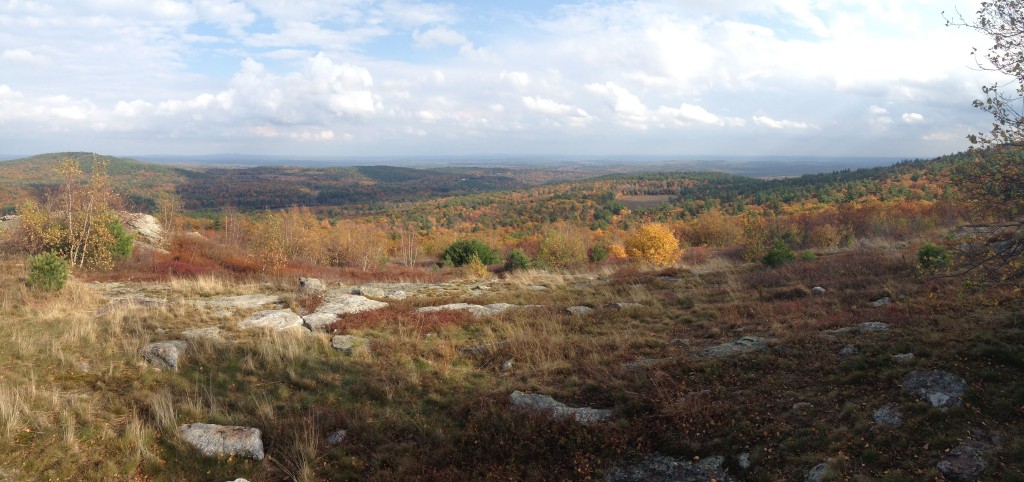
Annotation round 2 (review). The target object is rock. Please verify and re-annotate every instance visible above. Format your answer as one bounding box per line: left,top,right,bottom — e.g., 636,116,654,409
178,423,264,460
805,462,828,482
461,341,508,357
902,370,967,411
226,479,250,482
501,359,515,372
331,335,367,355
195,294,281,312
566,306,594,316
697,336,767,358
303,294,388,332
527,285,549,291
695,455,725,472
605,302,644,310
892,353,915,363
811,286,826,295
415,303,533,318
668,338,690,347
238,309,304,331
937,441,989,481
838,344,859,357
792,401,813,411
0,214,21,234
872,404,903,426
621,358,674,370
298,277,326,295
869,296,892,307
604,454,737,482
182,327,225,342
509,390,612,424
737,452,752,469
858,321,890,331
142,341,188,371
120,213,163,245
325,429,347,446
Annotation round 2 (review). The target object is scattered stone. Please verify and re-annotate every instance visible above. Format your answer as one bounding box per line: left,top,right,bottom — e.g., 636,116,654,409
178,423,264,460
566,306,594,316
182,327,225,342
697,336,767,358
331,335,368,355
501,359,515,372
872,404,903,426
805,463,828,482
509,390,612,424
298,277,326,295
892,353,915,363
605,302,644,310
811,286,827,295
792,402,813,411
415,303,535,318
303,294,388,331
737,452,752,469
226,479,250,482
527,285,549,291
869,296,892,307
937,441,989,482
604,454,736,482
838,344,859,357
238,309,304,331
325,429,347,446
141,341,188,371
902,370,967,411
858,321,890,331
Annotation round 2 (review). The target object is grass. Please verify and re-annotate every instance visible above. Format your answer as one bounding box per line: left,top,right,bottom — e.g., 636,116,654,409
0,246,1021,480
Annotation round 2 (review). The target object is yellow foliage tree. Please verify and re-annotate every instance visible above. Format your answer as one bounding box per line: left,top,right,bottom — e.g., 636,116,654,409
624,222,682,268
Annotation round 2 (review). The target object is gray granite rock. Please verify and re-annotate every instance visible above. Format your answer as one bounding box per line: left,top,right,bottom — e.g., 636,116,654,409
509,390,611,424
872,404,903,426
302,294,387,331
566,306,594,316
805,462,828,482
937,441,989,481
869,296,892,307
298,277,326,295
178,423,264,460
331,335,368,355
325,429,347,446
811,286,827,295
697,336,767,358
415,303,538,318
238,309,304,331
892,353,915,363
902,370,967,410
838,344,859,357
604,454,736,482
142,341,188,371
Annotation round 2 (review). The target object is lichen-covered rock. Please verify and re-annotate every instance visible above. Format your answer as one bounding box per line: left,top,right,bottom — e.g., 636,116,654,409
238,309,304,331
178,423,264,460
858,321,890,331
325,429,347,446
697,336,767,358
566,306,594,316
892,353,915,363
604,454,737,482
509,390,611,424
869,296,892,307
937,441,989,481
142,341,188,371
331,335,368,355
902,370,967,410
298,277,326,296
120,213,163,246
805,462,828,482
415,303,534,318
872,404,903,426
838,344,859,357
303,294,387,331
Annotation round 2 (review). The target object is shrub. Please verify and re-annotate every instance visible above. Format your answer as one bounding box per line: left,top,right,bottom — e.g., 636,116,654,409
463,254,491,279
537,224,588,270
762,239,796,268
624,222,682,268
799,251,816,261
27,252,69,292
589,245,609,263
505,249,532,271
441,239,500,267
917,243,951,271
108,219,135,261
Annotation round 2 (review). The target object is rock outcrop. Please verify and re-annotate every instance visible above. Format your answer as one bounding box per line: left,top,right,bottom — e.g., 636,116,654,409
178,423,265,460
142,341,188,371
120,213,164,246
415,303,535,318
303,293,388,332
238,309,304,331
937,441,989,481
509,390,612,424
697,336,767,358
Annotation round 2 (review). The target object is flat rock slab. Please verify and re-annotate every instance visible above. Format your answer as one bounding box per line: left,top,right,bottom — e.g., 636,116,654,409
351,285,412,300
697,336,767,358
178,423,264,460
331,335,368,355
566,306,594,316
298,277,326,295
195,294,281,311
238,309,304,331
604,455,736,482
142,341,188,371
937,441,989,481
902,370,967,410
870,296,892,307
872,404,903,426
416,303,538,318
303,294,388,332
509,390,611,424
182,327,226,342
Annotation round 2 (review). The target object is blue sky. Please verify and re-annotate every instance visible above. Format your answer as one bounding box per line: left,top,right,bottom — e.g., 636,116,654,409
0,0,1000,159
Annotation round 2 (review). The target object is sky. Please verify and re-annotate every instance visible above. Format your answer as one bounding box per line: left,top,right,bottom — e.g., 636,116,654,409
0,0,1004,160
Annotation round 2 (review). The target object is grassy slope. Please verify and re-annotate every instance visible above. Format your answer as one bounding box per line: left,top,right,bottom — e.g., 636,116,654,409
0,249,1020,480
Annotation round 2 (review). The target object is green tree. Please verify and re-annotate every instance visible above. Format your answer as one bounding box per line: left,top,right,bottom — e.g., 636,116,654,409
27,252,69,292
441,239,500,267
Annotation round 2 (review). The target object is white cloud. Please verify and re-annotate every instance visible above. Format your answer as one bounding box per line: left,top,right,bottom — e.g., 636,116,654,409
753,115,814,130
2,49,39,62
500,71,531,89
869,105,888,114
902,112,924,123
522,96,572,115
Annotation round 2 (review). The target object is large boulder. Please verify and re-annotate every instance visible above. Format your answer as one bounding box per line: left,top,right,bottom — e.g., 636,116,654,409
120,213,163,246
901,370,967,411
937,441,989,481
238,309,304,331
141,341,188,371
178,423,264,460
303,294,388,332
509,390,612,424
